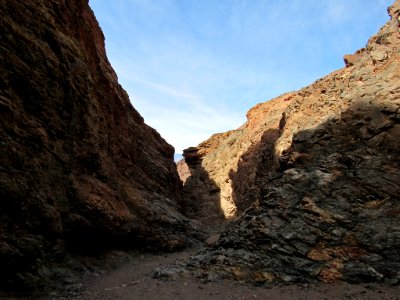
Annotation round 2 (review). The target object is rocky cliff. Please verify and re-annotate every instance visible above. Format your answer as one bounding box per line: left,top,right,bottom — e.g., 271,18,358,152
0,0,198,292
179,1,400,284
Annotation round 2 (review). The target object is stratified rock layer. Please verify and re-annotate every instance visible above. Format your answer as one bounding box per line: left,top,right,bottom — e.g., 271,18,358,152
0,0,197,291
181,1,400,284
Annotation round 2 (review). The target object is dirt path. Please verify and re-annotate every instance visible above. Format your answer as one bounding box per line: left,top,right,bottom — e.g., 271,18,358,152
47,248,400,300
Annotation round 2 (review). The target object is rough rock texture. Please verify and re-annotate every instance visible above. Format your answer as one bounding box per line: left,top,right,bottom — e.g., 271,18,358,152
176,159,191,184
179,1,400,284
0,0,199,292
182,97,292,223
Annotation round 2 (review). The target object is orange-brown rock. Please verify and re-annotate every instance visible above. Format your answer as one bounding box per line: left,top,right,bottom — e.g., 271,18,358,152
343,52,361,67
0,0,198,292
182,96,292,222
176,159,191,184
180,0,400,284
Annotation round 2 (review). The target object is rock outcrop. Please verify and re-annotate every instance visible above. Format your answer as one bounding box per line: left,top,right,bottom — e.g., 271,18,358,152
0,0,198,292
176,159,191,184
182,96,293,222
179,1,400,284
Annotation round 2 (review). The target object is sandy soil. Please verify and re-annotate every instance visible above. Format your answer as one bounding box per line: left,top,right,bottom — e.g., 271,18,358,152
38,249,399,300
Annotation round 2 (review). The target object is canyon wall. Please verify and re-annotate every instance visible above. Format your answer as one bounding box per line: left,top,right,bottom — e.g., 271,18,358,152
180,1,400,284
0,0,198,291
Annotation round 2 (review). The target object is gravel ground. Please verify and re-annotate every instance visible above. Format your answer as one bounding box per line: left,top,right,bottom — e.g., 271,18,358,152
38,249,400,300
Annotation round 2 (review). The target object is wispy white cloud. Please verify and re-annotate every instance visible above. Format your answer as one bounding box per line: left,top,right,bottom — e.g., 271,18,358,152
326,2,351,24
120,75,201,102
126,89,243,153
90,0,392,153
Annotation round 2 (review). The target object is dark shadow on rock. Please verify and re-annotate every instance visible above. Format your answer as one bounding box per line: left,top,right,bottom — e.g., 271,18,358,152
217,101,400,283
229,113,286,214
0,1,196,295
182,147,225,228
228,128,282,214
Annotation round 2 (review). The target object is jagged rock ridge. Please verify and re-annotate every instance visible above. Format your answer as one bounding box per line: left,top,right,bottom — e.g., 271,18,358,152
178,1,400,284
0,0,199,292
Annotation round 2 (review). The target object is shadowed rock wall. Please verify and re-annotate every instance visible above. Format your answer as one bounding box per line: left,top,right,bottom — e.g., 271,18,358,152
0,0,197,291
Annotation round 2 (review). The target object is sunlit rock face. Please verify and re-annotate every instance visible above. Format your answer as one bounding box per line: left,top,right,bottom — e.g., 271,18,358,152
0,0,199,292
180,0,400,284
181,97,292,222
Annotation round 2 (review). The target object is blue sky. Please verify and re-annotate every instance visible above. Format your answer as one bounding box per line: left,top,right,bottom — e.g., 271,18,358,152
89,0,392,154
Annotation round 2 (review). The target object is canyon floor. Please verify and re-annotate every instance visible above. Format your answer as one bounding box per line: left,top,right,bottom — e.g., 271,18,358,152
22,221,399,300
46,249,400,300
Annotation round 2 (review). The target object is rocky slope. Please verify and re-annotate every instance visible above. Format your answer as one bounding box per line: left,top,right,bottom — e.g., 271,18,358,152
178,1,400,284
0,0,199,293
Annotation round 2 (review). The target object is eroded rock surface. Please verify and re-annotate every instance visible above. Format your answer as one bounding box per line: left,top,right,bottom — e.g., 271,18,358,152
0,0,199,293
179,0,400,284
